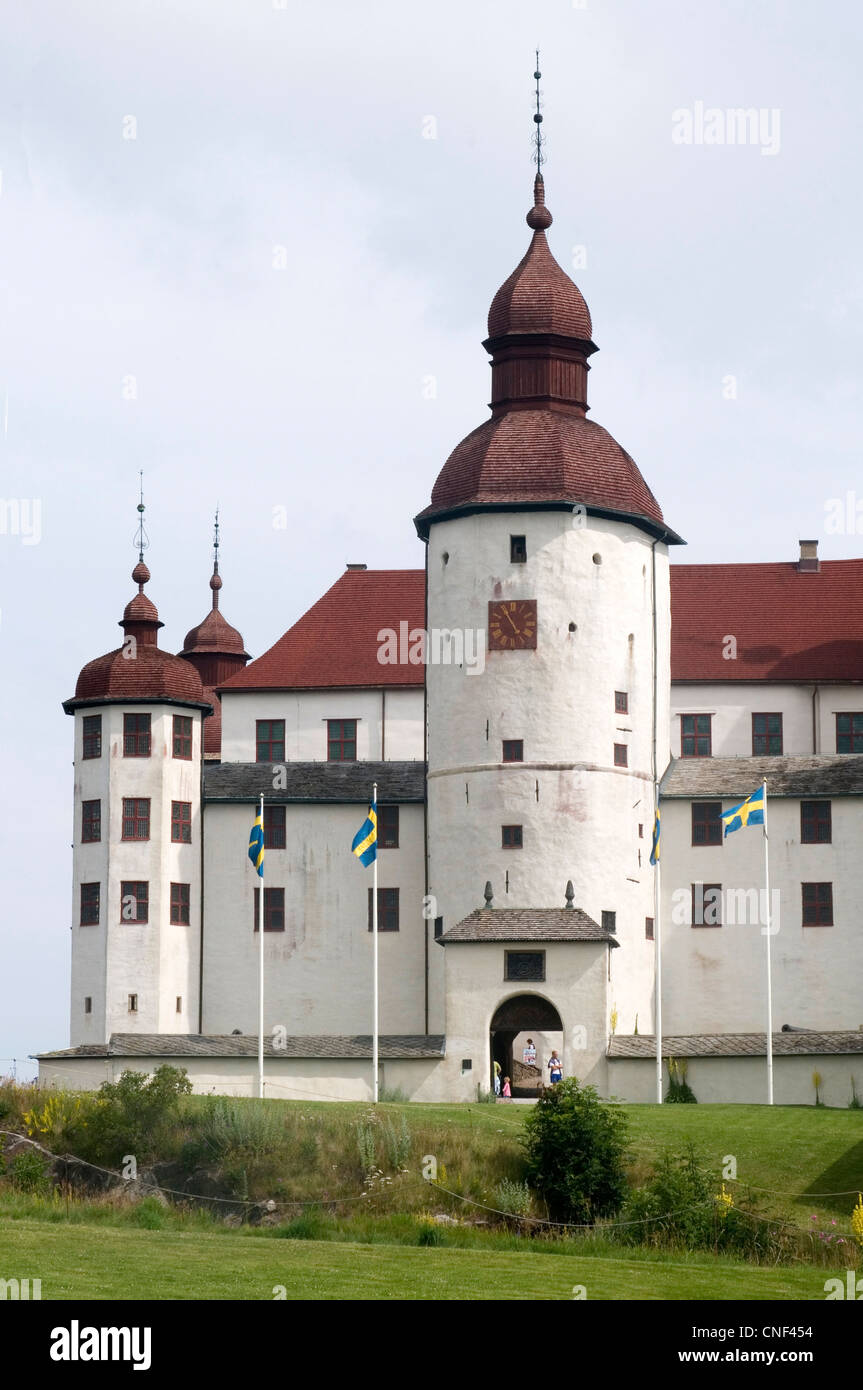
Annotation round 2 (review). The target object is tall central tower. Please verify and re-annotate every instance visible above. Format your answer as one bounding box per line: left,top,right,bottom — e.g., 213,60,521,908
415,152,682,1044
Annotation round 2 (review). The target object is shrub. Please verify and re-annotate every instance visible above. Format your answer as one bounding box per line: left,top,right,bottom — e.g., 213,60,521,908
665,1058,697,1103
9,1149,51,1195
495,1178,531,1218
200,1099,284,1160
382,1115,411,1171
76,1066,192,1166
416,1216,442,1246
521,1077,629,1225
277,1212,323,1240
132,1197,165,1230
356,1121,377,1177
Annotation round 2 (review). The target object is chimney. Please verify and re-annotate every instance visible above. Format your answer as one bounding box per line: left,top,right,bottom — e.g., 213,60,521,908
797,539,820,573
345,562,367,571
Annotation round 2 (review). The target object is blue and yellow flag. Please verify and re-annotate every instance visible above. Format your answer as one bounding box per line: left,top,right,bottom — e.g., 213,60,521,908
720,784,765,837
248,809,265,877
649,810,660,866
351,797,377,867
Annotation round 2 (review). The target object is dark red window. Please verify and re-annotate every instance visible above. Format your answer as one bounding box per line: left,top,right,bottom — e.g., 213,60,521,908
327,719,357,761
122,797,150,841
120,881,149,923
253,887,285,932
645,916,655,941
81,799,101,843
681,714,711,758
170,882,190,925
615,691,628,714
836,713,863,753
82,715,102,759
123,712,151,757
172,715,193,760
80,883,100,926
378,805,399,848
613,743,628,767
801,801,831,844
171,801,192,844
691,883,722,927
691,801,722,846
502,824,523,848
502,740,524,762
802,882,833,926
263,805,286,849
256,720,285,762
752,712,783,755
368,887,399,932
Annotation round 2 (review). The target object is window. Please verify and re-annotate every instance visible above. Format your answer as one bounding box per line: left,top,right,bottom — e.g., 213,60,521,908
80,883,100,926
504,951,545,982
170,882,190,925
502,824,523,848
510,534,527,563
691,883,722,927
802,882,833,926
120,881,149,923
253,886,285,932
84,997,92,1015
256,720,285,763
264,805,286,849
752,712,783,755
172,715,193,760
645,916,655,941
801,800,832,844
123,712,151,757
171,801,192,844
81,799,101,843
502,739,524,762
368,887,399,932
691,801,722,846
128,994,138,1013
681,714,712,758
378,805,399,848
613,743,628,767
836,713,863,753
601,910,617,934
122,797,150,841
82,714,102,759
434,916,444,940
615,691,628,714
327,718,357,761
176,997,182,1013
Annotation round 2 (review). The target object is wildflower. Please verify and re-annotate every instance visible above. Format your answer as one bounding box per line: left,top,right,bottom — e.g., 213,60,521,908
851,1193,863,1249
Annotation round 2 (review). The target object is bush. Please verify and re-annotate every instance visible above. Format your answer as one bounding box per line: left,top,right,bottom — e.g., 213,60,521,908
378,1086,408,1104
416,1217,443,1246
76,1066,192,1166
521,1077,629,1225
200,1099,284,1160
9,1149,51,1195
495,1179,531,1218
382,1115,411,1171
665,1058,697,1103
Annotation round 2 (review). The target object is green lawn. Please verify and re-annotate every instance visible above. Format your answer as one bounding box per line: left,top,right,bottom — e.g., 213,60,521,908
0,1218,840,1300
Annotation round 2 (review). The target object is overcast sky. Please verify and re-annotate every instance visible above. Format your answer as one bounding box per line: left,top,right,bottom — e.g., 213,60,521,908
2,0,861,1071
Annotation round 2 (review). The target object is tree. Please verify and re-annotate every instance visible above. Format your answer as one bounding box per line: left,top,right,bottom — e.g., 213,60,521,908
521,1077,629,1224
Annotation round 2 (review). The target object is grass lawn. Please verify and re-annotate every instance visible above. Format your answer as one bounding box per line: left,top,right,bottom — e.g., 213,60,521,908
0,1218,840,1300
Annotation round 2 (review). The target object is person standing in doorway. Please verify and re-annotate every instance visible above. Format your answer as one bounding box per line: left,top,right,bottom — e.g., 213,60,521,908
547,1050,563,1085
522,1038,537,1066
493,1059,501,1096
501,1075,512,1100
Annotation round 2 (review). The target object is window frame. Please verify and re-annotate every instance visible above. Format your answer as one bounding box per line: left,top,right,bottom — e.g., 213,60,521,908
614,691,628,714
81,799,101,844
691,800,723,847
120,880,149,924
681,713,712,758
123,712,151,758
501,824,523,849
802,881,833,926
504,950,545,983
800,800,832,845
377,804,399,849
601,910,617,935
836,712,863,754
170,882,191,925
263,804,287,850
613,743,628,767
502,739,524,763
510,534,527,564
368,886,400,932
82,714,102,759
253,886,286,932
256,719,285,763
645,916,655,941
327,718,357,762
121,797,151,842
751,711,783,756
171,800,192,844
172,714,193,760
691,882,722,927
80,882,100,926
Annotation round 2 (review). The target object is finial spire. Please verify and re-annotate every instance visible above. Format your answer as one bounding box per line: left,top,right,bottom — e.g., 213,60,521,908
532,50,544,174
134,470,149,563
210,506,223,610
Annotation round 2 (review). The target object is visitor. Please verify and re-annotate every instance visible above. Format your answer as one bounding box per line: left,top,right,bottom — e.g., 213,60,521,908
501,1075,512,1100
547,1050,563,1085
522,1037,536,1065
493,1059,501,1095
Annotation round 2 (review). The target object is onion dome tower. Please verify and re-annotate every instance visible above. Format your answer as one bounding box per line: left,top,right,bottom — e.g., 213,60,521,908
417,61,682,1084
178,514,250,760
63,485,212,1047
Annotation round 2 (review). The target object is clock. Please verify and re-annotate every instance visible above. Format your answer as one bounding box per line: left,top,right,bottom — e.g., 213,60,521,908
488,599,538,651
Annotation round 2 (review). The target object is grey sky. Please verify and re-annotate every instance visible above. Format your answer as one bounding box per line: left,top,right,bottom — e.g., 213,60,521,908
2,0,861,1070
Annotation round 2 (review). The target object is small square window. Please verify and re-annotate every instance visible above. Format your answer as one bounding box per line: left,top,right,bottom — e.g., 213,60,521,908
171,801,192,844
378,805,399,848
691,883,722,927
368,887,400,932
802,882,833,926
681,713,712,758
614,691,628,714
613,743,628,767
510,535,527,564
172,715,193,760
801,800,831,844
82,799,101,843
502,824,523,848
645,916,654,941
502,739,524,762
170,882,191,925
82,714,102,759
601,910,616,935
128,994,138,1013
504,950,545,982
264,805,287,849
80,883,100,926
123,712,151,757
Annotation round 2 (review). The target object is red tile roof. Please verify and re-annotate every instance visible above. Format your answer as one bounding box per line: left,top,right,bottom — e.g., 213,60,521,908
488,175,593,342
670,559,863,682
219,569,426,692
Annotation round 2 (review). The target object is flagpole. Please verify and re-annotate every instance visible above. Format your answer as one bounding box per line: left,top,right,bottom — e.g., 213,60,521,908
654,795,663,1104
372,780,379,1104
762,780,773,1105
258,792,265,1101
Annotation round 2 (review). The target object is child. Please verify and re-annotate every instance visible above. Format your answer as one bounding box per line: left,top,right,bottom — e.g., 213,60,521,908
501,1075,512,1100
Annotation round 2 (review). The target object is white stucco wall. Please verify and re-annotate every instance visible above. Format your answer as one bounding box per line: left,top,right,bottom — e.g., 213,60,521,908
219,687,424,764
70,703,203,1047
201,802,427,1036
608,1053,863,1106
671,682,863,758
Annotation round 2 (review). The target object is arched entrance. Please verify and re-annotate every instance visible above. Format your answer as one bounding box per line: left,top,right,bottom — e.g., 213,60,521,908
490,994,564,1099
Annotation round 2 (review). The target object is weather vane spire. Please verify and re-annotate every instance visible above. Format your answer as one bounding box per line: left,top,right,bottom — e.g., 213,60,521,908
134,470,149,562
532,50,545,173
210,505,222,609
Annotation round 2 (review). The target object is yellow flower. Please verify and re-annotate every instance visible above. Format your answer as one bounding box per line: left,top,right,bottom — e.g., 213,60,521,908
851,1193,863,1248
715,1182,733,1218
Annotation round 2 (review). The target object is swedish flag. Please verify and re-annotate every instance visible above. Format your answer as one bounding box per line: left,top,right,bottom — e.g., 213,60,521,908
649,810,660,866
720,784,765,837
352,797,377,867
248,809,265,877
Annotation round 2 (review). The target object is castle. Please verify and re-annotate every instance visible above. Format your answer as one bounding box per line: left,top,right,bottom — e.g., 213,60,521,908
37,167,863,1105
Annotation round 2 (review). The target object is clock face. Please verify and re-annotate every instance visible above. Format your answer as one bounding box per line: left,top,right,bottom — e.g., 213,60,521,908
488,599,538,651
